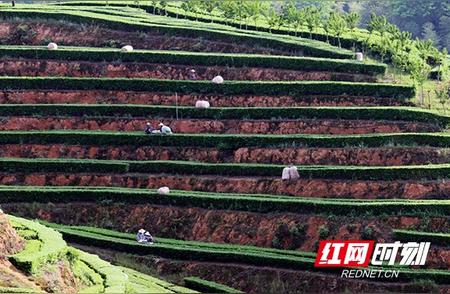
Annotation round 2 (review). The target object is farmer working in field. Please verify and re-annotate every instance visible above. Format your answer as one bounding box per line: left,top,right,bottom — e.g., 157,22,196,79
136,229,154,245
188,69,198,80
159,123,173,134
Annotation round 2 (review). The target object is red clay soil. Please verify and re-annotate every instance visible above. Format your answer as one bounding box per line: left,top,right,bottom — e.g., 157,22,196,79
0,213,85,293
0,144,449,166
0,59,376,82
0,21,294,55
1,172,449,199
0,90,409,107
4,203,448,269
0,117,440,134
0,211,24,256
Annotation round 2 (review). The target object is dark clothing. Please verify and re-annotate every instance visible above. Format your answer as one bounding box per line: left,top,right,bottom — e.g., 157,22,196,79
188,71,198,80
145,125,154,134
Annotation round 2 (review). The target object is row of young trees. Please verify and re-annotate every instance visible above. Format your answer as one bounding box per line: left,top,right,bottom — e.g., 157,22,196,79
177,0,356,46
133,0,448,110
177,0,450,109
365,13,449,107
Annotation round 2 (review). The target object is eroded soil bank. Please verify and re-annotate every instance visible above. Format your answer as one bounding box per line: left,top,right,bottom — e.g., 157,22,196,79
4,203,450,269
0,117,439,134
0,59,376,82
0,144,448,166
1,172,449,199
0,90,409,107
0,211,24,256
0,21,296,55
4,203,448,270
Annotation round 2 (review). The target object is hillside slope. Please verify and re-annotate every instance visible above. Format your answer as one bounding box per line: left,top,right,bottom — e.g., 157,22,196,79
0,212,195,293
0,2,447,293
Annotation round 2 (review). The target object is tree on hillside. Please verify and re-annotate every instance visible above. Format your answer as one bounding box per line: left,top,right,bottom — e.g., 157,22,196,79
280,0,305,36
218,0,237,26
367,13,389,38
180,0,201,21
199,0,218,22
150,0,157,14
357,0,450,49
432,48,449,81
233,0,248,29
244,1,266,30
327,12,347,47
415,39,435,61
344,12,360,32
295,0,334,19
263,6,283,33
435,82,450,113
292,9,306,37
421,22,440,47
438,14,450,50
408,56,432,106
303,6,321,39
394,30,413,49
391,47,409,82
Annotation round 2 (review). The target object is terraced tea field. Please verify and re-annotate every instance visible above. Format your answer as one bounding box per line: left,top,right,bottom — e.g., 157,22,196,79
0,2,448,293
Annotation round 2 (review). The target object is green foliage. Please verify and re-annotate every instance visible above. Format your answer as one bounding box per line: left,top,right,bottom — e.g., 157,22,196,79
393,230,449,247
243,1,265,29
421,22,440,47
272,222,290,249
8,216,68,274
30,0,447,78
0,130,449,149
264,7,283,33
361,226,375,240
0,45,386,75
0,104,447,126
367,13,389,37
0,77,414,98
76,249,128,293
1,158,450,181
318,225,329,239
45,223,450,284
184,277,243,294
304,6,321,39
180,0,199,19
345,12,360,32
434,82,450,112
4,186,450,216
326,12,348,47
0,8,353,59
123,267,195,293
408,56,433,105
0,157,128,174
